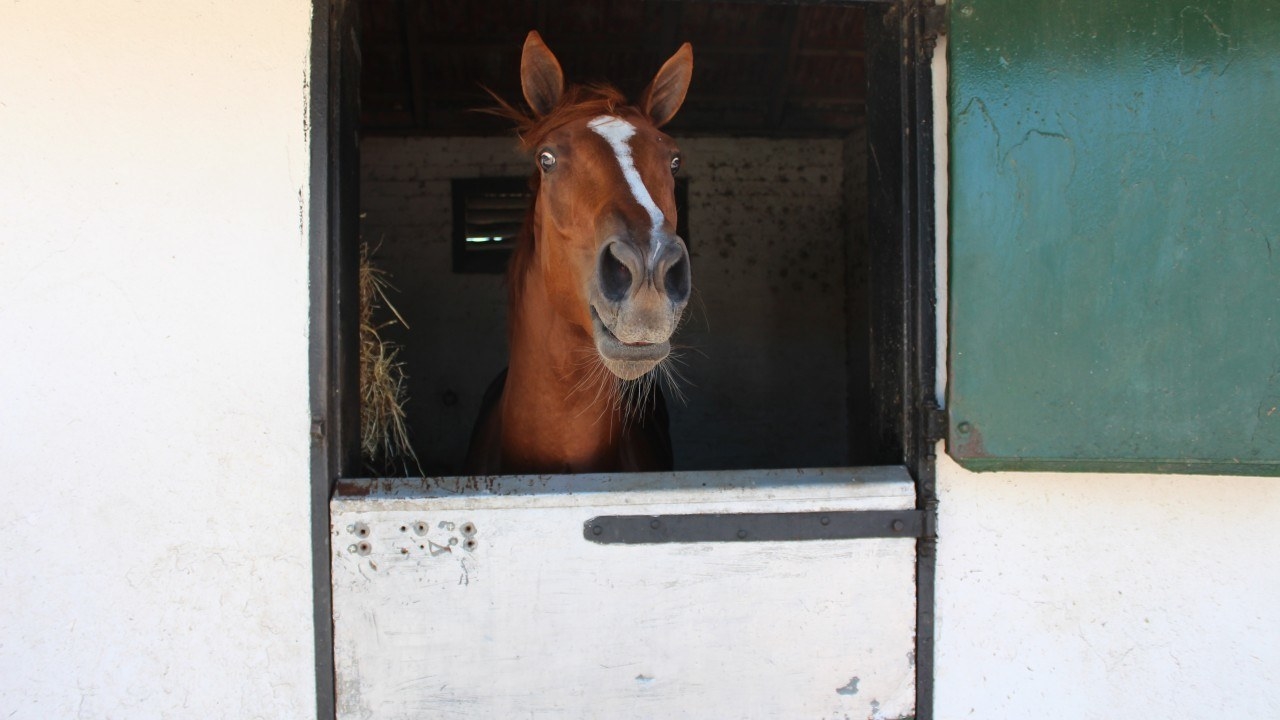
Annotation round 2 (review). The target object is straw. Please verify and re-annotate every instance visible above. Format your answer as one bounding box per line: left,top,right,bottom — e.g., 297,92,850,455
358,241,422,475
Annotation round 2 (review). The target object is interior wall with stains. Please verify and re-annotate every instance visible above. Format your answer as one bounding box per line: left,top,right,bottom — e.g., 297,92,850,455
360,131,864,473
360,138,523,475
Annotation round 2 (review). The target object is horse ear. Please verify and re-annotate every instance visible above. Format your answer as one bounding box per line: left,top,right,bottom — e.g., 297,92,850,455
521,31,564,117
641,43,693,127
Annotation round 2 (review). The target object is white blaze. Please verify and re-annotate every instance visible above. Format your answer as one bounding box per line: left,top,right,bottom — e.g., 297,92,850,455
587,115,667,261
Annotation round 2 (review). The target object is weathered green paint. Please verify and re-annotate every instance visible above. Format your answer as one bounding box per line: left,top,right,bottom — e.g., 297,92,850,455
948,0,1280,474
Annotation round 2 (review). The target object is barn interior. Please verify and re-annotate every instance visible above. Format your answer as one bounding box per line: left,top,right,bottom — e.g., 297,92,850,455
356,0,880,475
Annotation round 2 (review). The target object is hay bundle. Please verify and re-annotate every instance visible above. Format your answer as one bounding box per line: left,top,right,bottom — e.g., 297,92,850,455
359,242,421,475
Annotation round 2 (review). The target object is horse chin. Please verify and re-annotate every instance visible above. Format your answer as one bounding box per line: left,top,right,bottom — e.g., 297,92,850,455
593,336,670,380
590,309,671,380
599,354,664,381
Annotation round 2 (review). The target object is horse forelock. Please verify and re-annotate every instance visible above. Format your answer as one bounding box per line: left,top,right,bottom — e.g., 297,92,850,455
486,83,637,151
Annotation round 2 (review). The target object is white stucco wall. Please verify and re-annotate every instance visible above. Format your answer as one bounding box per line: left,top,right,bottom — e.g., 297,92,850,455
934,454,1280,719
0,2,317,717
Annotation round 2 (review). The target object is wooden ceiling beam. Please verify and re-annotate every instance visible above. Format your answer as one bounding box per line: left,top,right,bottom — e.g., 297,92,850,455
766,7,803,131
359,1,868,138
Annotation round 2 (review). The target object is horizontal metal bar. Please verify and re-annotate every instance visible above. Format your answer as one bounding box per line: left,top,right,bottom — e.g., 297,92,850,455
583,510,924,544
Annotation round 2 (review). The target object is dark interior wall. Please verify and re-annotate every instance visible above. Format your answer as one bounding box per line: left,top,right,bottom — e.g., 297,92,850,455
667,135,857,470
843,122,873,462
359,138,523,475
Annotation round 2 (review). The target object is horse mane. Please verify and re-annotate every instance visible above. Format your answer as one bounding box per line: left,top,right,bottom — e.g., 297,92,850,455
483,83,643,329
506,175,539,327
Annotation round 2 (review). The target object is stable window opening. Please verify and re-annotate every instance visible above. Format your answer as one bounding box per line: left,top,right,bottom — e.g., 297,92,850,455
345,0,931,478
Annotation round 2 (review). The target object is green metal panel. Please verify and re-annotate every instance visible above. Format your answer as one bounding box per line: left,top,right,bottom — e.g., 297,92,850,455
948,0,1280,475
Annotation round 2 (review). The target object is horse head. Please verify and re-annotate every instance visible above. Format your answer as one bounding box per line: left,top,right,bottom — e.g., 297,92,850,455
509,31,693,382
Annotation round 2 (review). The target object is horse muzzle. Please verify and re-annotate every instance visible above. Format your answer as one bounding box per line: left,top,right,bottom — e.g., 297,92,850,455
589,234,690,380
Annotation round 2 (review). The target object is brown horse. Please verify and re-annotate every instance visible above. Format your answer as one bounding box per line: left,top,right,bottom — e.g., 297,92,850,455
465,31,694,475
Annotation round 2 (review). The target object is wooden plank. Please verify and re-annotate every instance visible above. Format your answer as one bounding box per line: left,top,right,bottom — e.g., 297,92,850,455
332,468,916,718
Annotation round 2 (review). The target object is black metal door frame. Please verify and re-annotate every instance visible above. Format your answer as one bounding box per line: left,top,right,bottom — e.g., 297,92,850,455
308,1,942,717
864,2,943,716
309,0,360,716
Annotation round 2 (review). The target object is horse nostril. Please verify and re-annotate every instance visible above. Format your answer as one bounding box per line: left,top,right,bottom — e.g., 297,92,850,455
599,243,634,302
662,252,691,305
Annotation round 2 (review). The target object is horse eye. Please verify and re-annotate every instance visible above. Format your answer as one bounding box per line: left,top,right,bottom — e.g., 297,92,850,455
538,150,557,172
670,155,682,175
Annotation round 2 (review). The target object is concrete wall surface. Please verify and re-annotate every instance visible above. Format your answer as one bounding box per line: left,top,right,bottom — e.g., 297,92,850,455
0,2,317,718
935,449,1280,719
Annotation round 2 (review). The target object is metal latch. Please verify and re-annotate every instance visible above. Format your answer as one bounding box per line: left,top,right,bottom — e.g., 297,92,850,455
584,510,925,544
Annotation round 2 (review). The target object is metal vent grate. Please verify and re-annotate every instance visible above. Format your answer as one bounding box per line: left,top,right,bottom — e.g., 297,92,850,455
452,177,530,273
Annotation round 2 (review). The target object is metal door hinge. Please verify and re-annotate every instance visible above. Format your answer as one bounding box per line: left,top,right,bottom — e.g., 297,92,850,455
584,510,925,545
311,416,327,444
922,400,948,444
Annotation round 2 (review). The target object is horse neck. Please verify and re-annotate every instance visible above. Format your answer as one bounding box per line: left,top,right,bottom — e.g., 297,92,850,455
501,244,625,473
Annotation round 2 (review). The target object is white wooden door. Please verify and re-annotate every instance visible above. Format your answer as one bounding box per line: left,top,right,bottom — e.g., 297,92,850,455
332,467,918,719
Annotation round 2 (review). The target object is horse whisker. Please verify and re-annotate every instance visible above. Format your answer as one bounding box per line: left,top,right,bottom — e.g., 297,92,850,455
655,358,688,406
691,286,711,333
